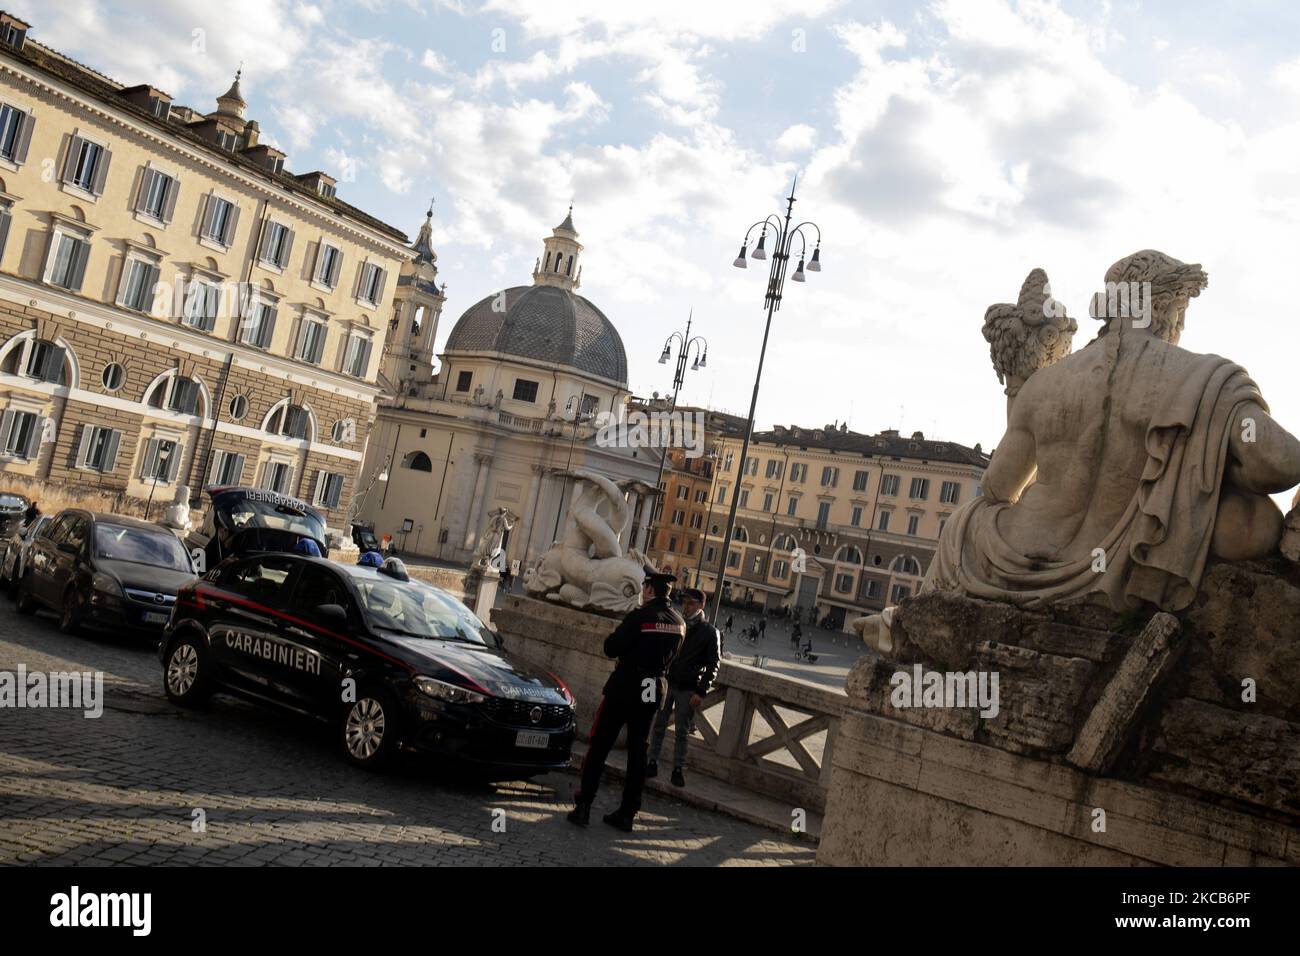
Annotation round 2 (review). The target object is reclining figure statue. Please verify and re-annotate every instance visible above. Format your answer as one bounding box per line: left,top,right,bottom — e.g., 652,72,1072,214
925,249,1300,613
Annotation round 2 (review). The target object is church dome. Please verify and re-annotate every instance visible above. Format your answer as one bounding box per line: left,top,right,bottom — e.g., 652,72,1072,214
444,285,628,386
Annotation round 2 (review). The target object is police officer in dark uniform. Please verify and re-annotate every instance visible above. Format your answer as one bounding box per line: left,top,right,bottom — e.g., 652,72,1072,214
567,567,685,832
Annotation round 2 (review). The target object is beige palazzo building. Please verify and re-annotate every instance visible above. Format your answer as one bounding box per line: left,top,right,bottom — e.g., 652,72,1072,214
355,210,664,565
697,423,989,628
0,11,424,530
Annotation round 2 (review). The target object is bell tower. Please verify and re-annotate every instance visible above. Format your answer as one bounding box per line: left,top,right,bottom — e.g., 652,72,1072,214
384,204,446,394
532,206,582,292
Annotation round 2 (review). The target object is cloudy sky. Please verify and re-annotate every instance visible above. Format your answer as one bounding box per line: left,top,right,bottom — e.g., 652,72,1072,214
19,0,1300,459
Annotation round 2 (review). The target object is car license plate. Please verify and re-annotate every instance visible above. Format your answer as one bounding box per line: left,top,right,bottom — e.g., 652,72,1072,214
144,611,169,625
515,731,550,749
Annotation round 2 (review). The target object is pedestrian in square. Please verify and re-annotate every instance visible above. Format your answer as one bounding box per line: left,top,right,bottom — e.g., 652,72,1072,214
648,588,720,789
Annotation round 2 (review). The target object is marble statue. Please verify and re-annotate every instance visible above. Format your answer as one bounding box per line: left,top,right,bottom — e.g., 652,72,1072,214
470,507,518,570
982,268,1077,419
524,469,647,612
160,485,193,533
926,249,1300,613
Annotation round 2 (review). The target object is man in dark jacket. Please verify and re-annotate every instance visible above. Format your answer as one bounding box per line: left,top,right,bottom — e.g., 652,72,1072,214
568,568,685,832
647,587,720,789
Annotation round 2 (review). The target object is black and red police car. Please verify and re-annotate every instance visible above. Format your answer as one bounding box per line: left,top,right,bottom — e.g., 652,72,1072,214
160,488,575,776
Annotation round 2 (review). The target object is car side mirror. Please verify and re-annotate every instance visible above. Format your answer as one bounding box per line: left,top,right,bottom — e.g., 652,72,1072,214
316,603,348,629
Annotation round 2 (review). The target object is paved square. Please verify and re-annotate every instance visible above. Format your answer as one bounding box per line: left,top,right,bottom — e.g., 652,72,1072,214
0,609,814,866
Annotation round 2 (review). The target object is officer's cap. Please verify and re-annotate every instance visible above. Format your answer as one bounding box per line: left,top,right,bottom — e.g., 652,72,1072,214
642,565,677,585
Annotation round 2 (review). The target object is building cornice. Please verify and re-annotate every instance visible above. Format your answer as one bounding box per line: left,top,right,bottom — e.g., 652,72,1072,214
0,58,413,258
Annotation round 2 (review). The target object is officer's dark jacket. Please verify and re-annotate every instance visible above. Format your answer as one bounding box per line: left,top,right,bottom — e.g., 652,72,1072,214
667,613,721,695
602,597,686,700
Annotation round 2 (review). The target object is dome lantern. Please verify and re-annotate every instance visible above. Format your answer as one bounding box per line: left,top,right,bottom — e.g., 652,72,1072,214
215,68,246,119
532,205,583,292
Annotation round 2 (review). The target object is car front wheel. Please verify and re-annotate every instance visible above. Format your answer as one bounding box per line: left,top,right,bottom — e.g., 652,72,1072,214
339,689,400,771
164,633,213,707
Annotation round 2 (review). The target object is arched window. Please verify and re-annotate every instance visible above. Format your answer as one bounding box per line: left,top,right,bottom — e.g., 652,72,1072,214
773,533,796,552
732,526,748,543
0,333,76,386
554,254,562,273
835,545,864,565
264,400,313,441
891,554,921,576
543,252,551,271
565,255,573,276
402,450,433,472
144,372,206,417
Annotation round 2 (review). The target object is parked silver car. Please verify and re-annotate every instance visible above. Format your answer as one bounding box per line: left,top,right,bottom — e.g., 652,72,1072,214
1,514,51,597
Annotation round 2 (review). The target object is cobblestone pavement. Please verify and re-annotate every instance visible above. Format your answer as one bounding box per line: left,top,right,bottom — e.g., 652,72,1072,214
0,607,815,866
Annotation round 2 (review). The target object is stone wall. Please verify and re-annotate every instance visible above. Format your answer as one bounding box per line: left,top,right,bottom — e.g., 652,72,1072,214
818,557,1300,865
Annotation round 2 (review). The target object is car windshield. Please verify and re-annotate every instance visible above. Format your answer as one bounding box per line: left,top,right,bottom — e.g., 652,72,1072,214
221,497,324,541
0,494,27,511
94,524,192,571
355,579,496,647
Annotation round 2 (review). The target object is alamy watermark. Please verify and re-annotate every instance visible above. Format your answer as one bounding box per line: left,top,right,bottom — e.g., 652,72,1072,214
889,664,1000,718
1040,279,1153,328
0,665,103,718
593,408,706,459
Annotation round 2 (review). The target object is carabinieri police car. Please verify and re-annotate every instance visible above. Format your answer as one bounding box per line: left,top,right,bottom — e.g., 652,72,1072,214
159,550,576,775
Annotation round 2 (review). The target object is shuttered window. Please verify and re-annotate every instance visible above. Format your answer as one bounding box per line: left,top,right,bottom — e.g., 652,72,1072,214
201,195,240,246
259,220,294,269
45,231,91,291
24,340,65,383
313,470,345,509
207,450,245,487
75,425,122,473
117,257,160,312
139,438,182,482
296,317,328,365
314,242,343,289
135,167,179,223
356,261,386,305
342,333,372,378
61,135,112,194
240,300,277,349
0,409,40,459
0,102,33,164
183,279,221,331
262,461,293,494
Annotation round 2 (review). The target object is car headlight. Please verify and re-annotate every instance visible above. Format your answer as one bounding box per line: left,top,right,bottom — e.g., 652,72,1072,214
414,676,486,705
91,572,123,598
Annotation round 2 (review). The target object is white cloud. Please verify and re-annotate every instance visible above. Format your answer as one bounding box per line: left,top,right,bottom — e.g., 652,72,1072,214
776,124,818,155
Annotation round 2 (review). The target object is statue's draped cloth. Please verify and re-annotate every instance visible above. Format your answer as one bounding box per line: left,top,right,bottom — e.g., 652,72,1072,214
925,353,1263,611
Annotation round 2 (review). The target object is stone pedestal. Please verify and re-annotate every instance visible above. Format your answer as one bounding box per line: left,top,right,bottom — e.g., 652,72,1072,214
818,559,1300,866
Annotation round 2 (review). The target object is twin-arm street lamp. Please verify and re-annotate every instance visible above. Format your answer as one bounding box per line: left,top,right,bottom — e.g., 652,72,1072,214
644,311,708,552
710,177,823,627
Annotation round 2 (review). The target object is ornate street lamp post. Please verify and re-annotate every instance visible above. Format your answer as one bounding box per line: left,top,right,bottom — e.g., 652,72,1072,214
551,391,593,543
644,310,707,554
709,177,822,626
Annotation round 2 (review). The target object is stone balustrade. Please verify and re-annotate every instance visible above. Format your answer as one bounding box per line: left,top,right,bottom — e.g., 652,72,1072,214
491,593,845,812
